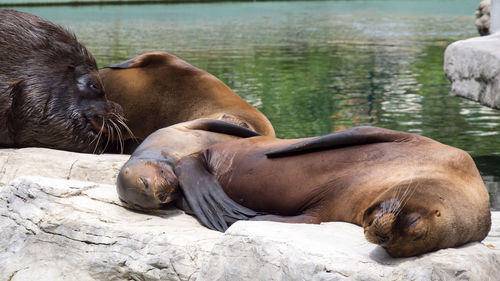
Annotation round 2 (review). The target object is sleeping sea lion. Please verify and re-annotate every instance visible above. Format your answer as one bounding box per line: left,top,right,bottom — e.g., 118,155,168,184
116,118,261,226
99,51,275,144
119,125,491,257
0,9,128,153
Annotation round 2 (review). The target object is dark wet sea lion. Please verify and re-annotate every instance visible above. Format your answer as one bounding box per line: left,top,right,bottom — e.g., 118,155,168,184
120,125,491,257
0,9,128,153
117,118,261,226
99,51,275,142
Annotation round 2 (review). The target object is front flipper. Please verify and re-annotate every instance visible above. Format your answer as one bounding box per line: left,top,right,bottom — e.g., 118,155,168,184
186,118,262,138
267,126,414,158
174,154,259,232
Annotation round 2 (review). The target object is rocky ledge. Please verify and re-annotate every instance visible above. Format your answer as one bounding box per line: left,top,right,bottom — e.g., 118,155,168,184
0,148,499,280
444,33,500,109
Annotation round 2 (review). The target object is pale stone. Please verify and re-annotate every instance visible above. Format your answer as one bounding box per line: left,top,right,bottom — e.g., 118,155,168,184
444,34,500,109
0,147,129,186
0,176,499,281
0,176,221,281
198,221,500,281
476,0,491,36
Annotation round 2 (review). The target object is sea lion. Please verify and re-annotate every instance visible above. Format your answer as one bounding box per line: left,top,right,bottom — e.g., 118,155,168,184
119,125,491,257
0,10,128,153
117,118,261,226
99,51,275,143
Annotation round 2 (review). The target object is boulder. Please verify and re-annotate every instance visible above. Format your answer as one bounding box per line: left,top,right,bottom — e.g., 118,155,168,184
444,34,500,109
476,0,491,36
0,176,221,281
200,220,500,281
0,174,499,281
0,147,129,186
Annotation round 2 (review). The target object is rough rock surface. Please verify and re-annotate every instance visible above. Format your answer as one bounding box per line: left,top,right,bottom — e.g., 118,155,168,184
200,219,500,281
0,147,129,186
444,34,500,109
0,148,499,280
476,0,491,36
0,176,221,281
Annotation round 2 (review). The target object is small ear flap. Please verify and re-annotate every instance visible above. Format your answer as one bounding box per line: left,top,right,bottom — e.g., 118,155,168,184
6,79,25,142
103,52,168,69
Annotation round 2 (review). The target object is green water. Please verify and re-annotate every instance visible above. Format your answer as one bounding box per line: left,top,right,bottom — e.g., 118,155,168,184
13,0,500,209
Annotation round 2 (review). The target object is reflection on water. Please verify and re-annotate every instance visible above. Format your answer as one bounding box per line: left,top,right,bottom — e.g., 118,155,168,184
16,0,500,209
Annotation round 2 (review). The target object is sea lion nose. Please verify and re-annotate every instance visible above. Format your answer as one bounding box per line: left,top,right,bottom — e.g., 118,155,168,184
157,192,169,202
377,235,389,244
105,100,124,115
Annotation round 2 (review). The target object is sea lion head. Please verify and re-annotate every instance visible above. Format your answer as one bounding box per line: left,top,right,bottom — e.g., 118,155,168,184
361,179,460,257
3,12,129,153
116,156,180,209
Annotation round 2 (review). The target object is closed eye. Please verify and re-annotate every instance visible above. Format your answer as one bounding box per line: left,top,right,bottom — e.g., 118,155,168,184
407,215,421,227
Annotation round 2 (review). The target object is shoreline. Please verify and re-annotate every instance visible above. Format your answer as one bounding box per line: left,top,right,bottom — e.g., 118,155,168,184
0,0,282,8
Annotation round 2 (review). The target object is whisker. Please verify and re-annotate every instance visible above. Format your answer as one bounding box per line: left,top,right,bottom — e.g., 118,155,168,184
396,178,418,217
108,121,115,143
111,119,124,154
92,127,103,154
90,118,106,154
114,113,137,143
101,123,112,153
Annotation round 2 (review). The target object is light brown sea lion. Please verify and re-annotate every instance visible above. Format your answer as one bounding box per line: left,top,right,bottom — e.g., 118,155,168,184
118,125,491,257
117,118,261,224
0,9,127,153
99,52,275,144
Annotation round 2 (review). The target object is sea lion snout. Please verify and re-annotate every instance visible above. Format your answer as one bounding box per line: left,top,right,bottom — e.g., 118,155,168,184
116,159,179,209
363,195,439,257
84,101,123,129
377,235,390,244
81,100,129,152
362,198,400,246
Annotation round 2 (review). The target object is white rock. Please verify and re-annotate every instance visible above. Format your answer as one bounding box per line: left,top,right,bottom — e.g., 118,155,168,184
0,149,499,280
0,176,221,281
199,221,500,281
444,34,500,109
476,0,491,36
0,177,499,281
0,147,129,186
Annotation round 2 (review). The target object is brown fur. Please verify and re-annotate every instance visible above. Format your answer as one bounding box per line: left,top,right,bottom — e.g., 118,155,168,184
203,132,490,257
0,10,127,153
99,52,275,142
116,119,261,209
118,125,491,257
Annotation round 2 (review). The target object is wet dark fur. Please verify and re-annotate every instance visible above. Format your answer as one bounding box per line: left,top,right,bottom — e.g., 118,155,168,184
0,9,127,153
